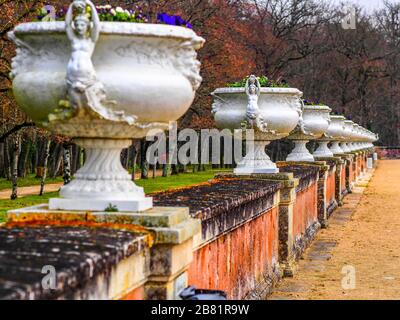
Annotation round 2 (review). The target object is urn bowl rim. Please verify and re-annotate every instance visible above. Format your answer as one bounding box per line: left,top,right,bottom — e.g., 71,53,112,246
330,115,346,120
212,87,303,96
303,104,332,112
12,21,204,44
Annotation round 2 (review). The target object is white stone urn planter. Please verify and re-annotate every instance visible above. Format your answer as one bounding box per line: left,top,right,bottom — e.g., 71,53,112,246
348,123,359,151
324,115,346,155
341,120,354,153
359,128,368,150
353,124,363,151
212,79,302,174
365,129,377,149
312,109,344,158
313,115,346,157
286,104,331,162
9,1,204,212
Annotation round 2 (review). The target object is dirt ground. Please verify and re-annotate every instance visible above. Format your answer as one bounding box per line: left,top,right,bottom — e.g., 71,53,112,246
0,183,62,200
269,159,400,300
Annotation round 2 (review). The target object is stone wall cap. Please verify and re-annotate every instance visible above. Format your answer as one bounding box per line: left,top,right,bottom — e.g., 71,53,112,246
153,179,281,220
0,224,149,300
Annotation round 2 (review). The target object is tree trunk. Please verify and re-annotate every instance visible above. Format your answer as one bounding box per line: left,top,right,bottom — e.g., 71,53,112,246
131,142,139,181
171,164,179,175
140,139,149,179
10,134,21,200
4,138,11,180
62,144,72,185
18,136,30,178
0,142,4,178
39,139,51,196
50,144,63,178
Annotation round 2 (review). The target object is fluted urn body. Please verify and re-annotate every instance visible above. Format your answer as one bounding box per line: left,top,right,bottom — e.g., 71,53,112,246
286,105,331,162
10,11,204,212
212,87,302,173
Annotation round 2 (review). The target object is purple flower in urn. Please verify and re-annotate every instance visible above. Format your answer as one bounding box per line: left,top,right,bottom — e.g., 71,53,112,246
157,13,175,25
157,13,192,29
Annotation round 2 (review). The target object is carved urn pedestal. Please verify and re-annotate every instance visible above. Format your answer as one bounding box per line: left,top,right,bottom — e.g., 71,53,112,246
234,138,278,174
49,138,152,211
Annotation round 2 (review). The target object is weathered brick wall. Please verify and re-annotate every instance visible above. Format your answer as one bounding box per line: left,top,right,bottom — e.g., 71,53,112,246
292,181,318,246
153,178,281,300
121,286,145,300
351,158,357,183
326,167,336,213
188,207,279,300
278,164,320,262
341,163,347,196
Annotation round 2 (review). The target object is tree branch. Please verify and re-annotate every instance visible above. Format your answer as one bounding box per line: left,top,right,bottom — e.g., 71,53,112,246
0,122,35,142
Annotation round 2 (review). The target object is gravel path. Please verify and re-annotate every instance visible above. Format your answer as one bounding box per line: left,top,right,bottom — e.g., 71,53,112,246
269,160,400,300
0,183,62,200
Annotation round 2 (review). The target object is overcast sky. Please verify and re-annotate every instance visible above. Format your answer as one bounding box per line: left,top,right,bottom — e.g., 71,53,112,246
351,0,385,11
329,0,386,12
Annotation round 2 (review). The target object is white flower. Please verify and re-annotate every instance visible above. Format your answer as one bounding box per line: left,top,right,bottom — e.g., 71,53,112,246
104,5,112,9
124,9,131,16
110,8,116,16
115,6,124,13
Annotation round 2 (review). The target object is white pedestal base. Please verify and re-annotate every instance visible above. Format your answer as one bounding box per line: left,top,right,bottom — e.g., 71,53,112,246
49,197,153,212
49,138,153,212
286,140,314,162
313,141,334,158
234,167,279,175
234,140,279,175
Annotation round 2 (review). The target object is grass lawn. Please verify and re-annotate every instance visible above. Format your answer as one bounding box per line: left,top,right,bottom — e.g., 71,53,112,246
0,174,64,191
0,168,230,223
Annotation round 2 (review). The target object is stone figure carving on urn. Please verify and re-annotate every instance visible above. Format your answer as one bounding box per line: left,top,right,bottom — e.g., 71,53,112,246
52,0,135,124
245,75,273,133
292,99,313,137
